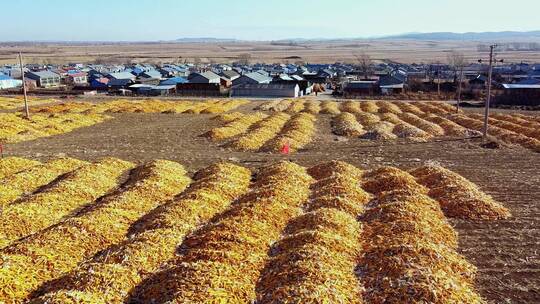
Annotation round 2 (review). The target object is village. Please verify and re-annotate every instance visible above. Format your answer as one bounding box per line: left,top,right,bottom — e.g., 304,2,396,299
1,58,540,107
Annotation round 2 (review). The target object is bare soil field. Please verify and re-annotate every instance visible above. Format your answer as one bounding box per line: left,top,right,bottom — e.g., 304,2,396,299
2,39,540,64
1,100,539,303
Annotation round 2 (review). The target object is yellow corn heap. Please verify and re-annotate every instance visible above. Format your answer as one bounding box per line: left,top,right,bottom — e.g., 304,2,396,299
450,114,540,152
360,121,397,140
340,100,363,114
0,157,134,248
414,102,452,115
226,112,291,151
203,112,267,141
410,165,511,220
356,112,381,127
362,166,428,196
211,111,245,124
285,100,306,113
132,161,313,303
0,160,190,303
0,97,55,110
497,113,540,129
320,101,341,114
394,101,426,115
420,113,475,137
256,161,368,303
397,112,445,136
0,158,88,207
485,116,540,141
256,100,282,111
302,100,321,114
0,113,111,143
332,112,366,137
262,113,317,153
427,101,460,113
271,99,294,112
0,157,41,180
30,162,251,304
379,113,432,141
377,101,403,114
360,101,379,113
359,190,484,303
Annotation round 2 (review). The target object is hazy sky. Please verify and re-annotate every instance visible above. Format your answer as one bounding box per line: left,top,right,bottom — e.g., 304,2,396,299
2,0,539,41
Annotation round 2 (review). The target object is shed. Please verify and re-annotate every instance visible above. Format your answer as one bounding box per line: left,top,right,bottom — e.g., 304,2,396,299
232,72,272,86
0,74,22,89
25,71,61,88
188,71,221,84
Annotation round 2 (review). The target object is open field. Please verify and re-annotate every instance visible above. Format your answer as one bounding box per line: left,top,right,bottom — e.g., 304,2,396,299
0,98,539,303
2,39,540,64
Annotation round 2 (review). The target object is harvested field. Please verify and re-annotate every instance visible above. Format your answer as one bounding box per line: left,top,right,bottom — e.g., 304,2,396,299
0,156,521,303
1,98,539,304
0,97,57,110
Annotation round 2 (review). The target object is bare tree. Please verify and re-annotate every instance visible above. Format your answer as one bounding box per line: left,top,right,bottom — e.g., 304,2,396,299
237,53,252,65
448,50,467,112
354,51,373,80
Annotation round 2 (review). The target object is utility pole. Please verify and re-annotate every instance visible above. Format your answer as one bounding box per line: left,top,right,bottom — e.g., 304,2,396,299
456,65,463,113
18,52,30,119
478,45,503,141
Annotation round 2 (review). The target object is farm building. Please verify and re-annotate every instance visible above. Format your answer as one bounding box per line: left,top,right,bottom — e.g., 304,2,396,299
232,72,272,86
219,70,241,81
343,81,378,97
188,71,221,84
25,71,61,88
232,83,300,98
379,75,406,94
159,77,188,86
65,72,88,85
0,74,22,89
176,83,227,97
106,72,136,81
495,84,540,106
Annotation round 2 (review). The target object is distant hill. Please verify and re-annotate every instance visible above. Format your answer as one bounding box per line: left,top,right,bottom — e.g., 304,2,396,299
175,37,239,43
381,31,540,41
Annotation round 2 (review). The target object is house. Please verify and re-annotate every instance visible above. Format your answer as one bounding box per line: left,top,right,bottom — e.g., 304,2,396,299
159,77,188,86
108,78,134,89
176,83,227,97
232,83,300,98
65,72,88,85
188,71,221,84
106,72,136,81
139,70,163,80
232,72,272,86
90,77,109,89
343,81,378,97
317,69,336,79
219,70,241,82
379,75,405,94
496,84,540,106
0,74,22,89
272,74,312,96
25,71,61,88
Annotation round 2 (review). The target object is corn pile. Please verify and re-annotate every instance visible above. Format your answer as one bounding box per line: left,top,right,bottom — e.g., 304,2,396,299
360,121,397,140
411,165,511,220
0,97,55,110
485,116,540,141
420,113,476,137
0,112,111,143
362,166,428,195
450,114,540,152
340,100,363,114
320,101,341,114
0,157,134,248
414,102,453,115
256,208,362,303
132,162,313,303
30,162,251,304
377,101,403,114
203,112,267,141
360,101,379,113
226,112,291,151
359,187,485,303
502,113,540,129
256,100,282,111
332,112,366,137
0,156,41,179
398,112,445,136
262,113,317,153
302,100,321,114
356,112,381,127
0,157,88,207
378,113,431,141
394,101,426,115
0,160,190,303
285,100,306,113
34,99,249,115
211,111,245,123
255,162,369,303
256,99,293,112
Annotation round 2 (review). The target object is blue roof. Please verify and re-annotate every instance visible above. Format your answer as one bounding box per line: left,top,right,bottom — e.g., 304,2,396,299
160,77,188,85
0,74,12,80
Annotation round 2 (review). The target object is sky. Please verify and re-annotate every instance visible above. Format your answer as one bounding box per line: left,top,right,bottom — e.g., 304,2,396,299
1,0,540,41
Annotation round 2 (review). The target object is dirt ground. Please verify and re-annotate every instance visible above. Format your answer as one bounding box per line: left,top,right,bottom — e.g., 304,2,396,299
3,101,540,303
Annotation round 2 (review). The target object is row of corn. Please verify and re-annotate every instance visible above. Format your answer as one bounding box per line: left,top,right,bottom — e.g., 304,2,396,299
359,167,485,303
203,112,267,140
0,112,111,143
30,162,252,303
0,97,56,110
0,160,190,302
226,112,291,151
